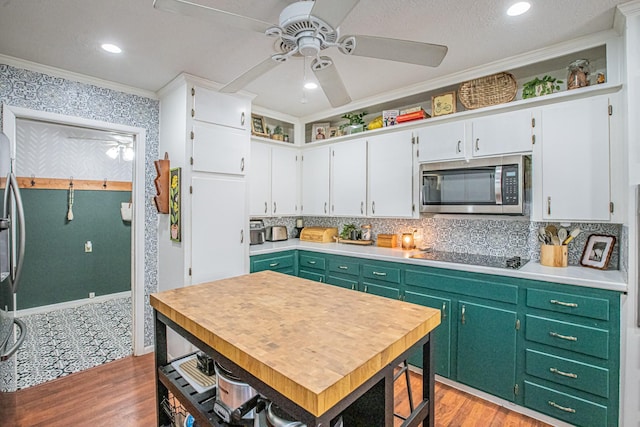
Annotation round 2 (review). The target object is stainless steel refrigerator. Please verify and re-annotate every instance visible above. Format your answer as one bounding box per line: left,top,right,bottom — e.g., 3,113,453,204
0,130,25,365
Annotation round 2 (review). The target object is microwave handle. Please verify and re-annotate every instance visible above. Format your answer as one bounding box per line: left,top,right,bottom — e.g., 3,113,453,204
495,166,503,205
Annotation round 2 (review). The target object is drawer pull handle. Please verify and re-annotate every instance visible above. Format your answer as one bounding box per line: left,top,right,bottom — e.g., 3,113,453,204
339,266,348,270
550,367,578,379
269,262,279,267
548,401,576,413
461,305,466,325
550,299,578,308
372,271,387,276
442,302,447,320
351,284,355,290
549,331,577,342
307,260,316,265
364,285,368,293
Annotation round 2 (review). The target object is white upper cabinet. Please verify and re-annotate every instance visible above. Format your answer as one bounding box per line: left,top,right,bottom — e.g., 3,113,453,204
271,145,299,216
331,139,367,217
534,95,611,221
192,123,248,175
301,145,331,216
191,85,250,131
368,130,416,218
249,142,299,217
470,109,534,157
418,121,466,162
249,142,271,217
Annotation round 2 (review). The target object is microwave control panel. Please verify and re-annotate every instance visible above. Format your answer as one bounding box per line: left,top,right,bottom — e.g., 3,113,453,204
502,165,519,205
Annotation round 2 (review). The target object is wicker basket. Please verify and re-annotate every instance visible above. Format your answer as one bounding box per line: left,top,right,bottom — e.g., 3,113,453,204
458,72,517,110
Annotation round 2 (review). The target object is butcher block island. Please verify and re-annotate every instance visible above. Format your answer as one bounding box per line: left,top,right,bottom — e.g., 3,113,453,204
151,270,441,427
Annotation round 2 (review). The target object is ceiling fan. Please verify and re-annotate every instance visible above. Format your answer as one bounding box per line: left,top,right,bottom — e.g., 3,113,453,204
153,0,448,107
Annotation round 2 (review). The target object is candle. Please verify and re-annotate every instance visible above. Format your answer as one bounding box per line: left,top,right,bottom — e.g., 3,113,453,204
402,233,414,250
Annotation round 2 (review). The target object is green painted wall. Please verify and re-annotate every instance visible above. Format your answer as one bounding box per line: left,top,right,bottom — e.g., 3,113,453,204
18,188,131,309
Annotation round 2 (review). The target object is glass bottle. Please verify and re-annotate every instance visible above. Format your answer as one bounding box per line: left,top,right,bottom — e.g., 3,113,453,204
567,59,590,90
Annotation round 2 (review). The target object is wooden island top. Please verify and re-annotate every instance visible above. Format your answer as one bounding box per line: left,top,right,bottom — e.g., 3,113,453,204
150,270,440,418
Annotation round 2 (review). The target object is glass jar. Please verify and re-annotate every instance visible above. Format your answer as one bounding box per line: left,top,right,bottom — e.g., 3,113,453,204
567,59,590,90
361,224,371,241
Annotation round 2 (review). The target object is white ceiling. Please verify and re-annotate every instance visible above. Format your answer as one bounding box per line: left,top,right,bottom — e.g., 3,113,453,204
0,0,630,118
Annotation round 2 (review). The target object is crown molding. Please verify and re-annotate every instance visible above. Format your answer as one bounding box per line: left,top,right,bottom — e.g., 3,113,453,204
0,54,158,100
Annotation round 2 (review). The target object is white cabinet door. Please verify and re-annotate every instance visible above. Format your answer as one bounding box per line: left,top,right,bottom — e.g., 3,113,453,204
271,146,299,216
191,174,247,285
368,131,415,217
192,123,248,175
331,139,367,217
249,142,271,217
537,96,610,221
191,85,250,130
418,121,466,162
471,109,533,157
301,145,330,216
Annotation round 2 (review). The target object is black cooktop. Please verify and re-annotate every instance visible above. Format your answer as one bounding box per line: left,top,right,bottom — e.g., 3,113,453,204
409,250,528,270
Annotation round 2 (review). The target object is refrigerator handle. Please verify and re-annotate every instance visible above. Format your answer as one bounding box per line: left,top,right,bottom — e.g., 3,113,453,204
2,172,9,218
8,174,25,294
0,318,26,362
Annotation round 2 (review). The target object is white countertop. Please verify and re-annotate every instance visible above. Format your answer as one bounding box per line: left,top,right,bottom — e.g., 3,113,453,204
250,240,627,293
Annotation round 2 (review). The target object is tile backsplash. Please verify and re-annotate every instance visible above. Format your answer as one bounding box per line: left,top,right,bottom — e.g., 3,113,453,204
258,215,623,273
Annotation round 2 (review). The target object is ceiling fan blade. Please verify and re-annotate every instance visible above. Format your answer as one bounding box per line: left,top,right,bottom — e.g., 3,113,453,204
153,0,274,33
342,35,448,67
313,61,352,108
310,0,360,29
220,58,281,93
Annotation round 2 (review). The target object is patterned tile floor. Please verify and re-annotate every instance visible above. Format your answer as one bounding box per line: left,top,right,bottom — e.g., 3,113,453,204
16,296,132,389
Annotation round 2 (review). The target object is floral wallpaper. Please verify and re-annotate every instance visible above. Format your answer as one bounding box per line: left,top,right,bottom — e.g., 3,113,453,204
0,64,159,374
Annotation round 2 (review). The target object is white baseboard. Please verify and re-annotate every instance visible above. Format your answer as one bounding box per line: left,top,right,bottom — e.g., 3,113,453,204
16,291,132,317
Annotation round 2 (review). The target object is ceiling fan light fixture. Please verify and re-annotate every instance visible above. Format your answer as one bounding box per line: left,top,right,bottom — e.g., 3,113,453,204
507,2,531,16
122,147,134,161
304,81,318,90
101,43,122,54
106,146,120,159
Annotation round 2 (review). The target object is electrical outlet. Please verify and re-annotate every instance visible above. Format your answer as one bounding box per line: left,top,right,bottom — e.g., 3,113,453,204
85,241,92,253
89,292,95,298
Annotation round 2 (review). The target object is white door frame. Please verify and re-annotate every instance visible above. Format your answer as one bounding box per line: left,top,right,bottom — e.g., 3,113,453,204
2,104,147,356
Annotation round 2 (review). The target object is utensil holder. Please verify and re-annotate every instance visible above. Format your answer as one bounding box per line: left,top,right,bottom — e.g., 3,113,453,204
540,244,568,267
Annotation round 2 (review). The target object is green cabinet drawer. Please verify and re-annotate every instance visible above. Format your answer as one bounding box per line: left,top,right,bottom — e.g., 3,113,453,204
524,381,607,427
527,289,609,321
326,275,357,291
328,257,360,277
299,270,325,283
526,315,609,359
299,253,326,271
362,264,400,284
362,282,400,299
252,253,295,273
525,349,609,398
405,268,518,305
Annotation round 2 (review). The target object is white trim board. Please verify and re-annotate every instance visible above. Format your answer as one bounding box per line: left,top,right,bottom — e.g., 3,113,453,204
16,291,132,317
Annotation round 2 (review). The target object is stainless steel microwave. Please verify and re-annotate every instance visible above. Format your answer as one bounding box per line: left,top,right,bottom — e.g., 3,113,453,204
420,155,530,215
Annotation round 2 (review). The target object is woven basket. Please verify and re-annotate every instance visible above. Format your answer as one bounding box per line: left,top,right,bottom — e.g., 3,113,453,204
458,72,517,110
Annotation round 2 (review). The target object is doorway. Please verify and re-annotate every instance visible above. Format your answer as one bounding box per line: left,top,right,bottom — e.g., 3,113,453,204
2,106,147,369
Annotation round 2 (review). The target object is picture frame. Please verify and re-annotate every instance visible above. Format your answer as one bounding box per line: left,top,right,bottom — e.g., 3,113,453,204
431,91,456,117
580,234,616,270
251,114,268,137
328,127,338,138
311,122,330,141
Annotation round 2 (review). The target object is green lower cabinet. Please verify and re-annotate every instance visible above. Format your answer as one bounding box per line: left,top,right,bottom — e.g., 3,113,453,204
299,269,325,283
326,274,357,290
299,251,327,283
326,256,360,290
404,290,451,378
250,251,296,275
456,301,518,402
362,281,400,299
524,380,607,426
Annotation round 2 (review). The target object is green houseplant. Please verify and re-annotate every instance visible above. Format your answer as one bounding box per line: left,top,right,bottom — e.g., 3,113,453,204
272,125,284,141
522,75,563,99
340,111,367,134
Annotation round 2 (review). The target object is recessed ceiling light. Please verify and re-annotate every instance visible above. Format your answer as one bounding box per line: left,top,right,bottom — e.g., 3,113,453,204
507,2,531,16
101,43,122,54
304,81,318,90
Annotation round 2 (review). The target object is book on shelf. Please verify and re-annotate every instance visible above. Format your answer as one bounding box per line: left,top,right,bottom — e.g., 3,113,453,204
396,109,430,123
382,110,399,127
400,106,423,115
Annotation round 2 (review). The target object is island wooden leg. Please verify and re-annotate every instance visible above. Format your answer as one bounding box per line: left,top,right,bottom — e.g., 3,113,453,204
154,310,172,427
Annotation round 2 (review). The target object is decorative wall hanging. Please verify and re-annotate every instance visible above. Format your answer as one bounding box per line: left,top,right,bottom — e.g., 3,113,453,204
154,152,170,214
169,167,181,242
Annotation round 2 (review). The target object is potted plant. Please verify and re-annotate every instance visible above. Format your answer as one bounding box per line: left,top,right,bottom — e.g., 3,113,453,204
340,111,367,135
340,223,359,240
272,125,284,141
522,75,563,99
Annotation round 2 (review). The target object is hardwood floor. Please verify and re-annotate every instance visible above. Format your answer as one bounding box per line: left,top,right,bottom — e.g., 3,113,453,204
8,354,550,427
